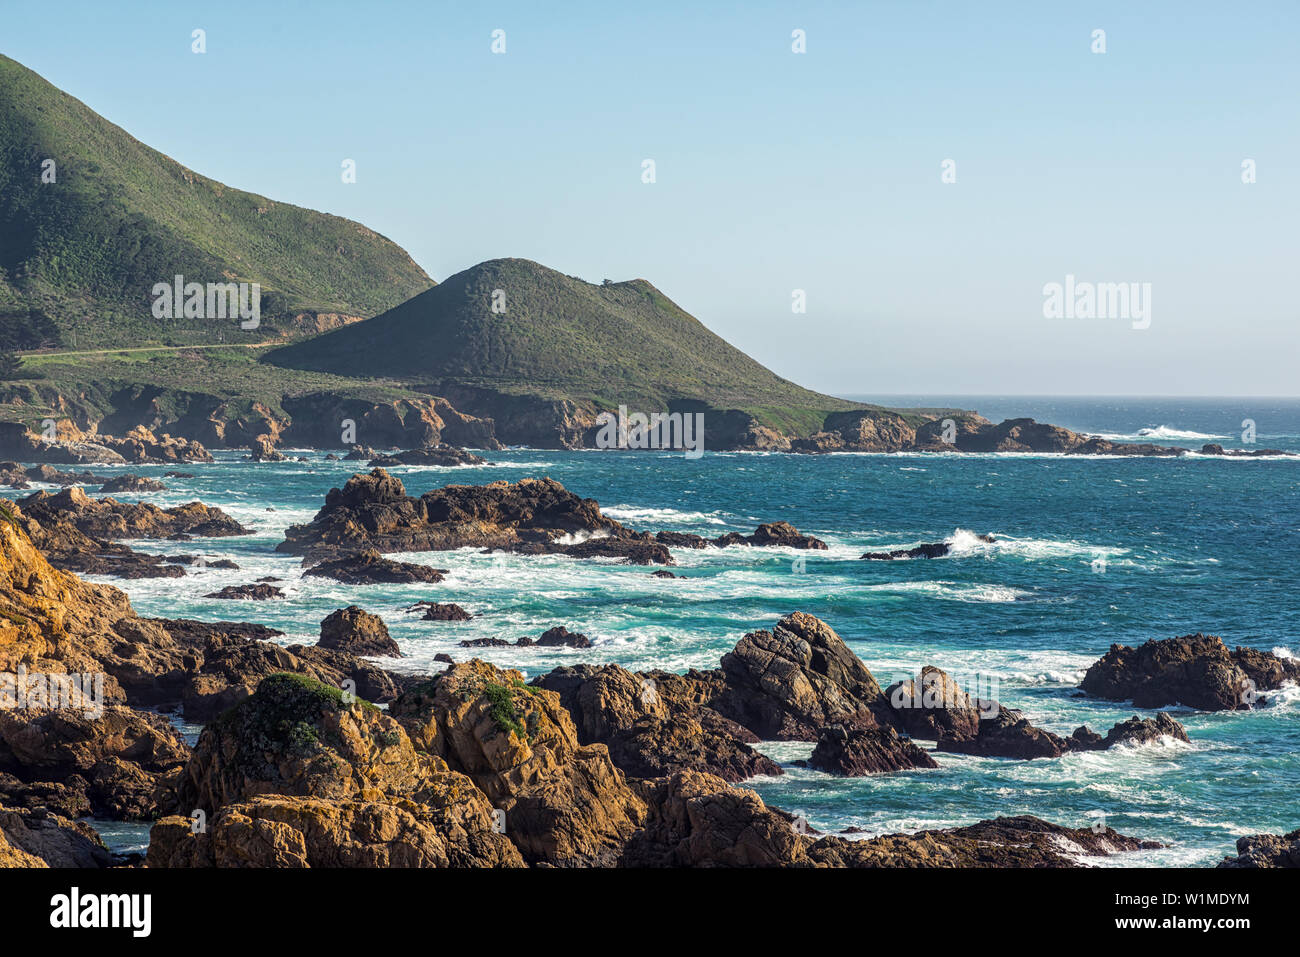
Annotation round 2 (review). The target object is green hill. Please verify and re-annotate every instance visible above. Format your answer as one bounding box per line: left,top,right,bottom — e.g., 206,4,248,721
0,54,433,349
264,258,867,433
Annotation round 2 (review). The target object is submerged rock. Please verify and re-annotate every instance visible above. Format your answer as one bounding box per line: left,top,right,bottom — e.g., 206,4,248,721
862,534,995,560
203,583,284,600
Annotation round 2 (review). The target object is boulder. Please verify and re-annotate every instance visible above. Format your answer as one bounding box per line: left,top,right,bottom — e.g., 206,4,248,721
318,606,401,658
808,725,938,776
710,612,892,740
1080,634,1300,710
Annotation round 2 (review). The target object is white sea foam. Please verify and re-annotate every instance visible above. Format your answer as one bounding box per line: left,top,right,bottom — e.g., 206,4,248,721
602,505,728,526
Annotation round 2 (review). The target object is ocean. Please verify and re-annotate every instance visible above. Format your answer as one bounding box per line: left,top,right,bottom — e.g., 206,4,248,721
67,396,1300,865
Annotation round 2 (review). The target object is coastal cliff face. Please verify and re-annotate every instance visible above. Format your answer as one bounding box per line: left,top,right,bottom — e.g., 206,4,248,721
0,392,1220,459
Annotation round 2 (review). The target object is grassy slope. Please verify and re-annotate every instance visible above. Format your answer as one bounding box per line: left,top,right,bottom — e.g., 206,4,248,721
7,346,428,428
264,258,904,432
0,54,433,349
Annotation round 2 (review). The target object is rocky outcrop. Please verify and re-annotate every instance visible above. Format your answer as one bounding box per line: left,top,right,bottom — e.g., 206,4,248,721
279,471,628,561
710,612,892,740
0,463,112,488
1199,443,1290,457
884,667,985,740
246,436,286,462
937,708,1071,759
279,471,819,568
1080,634,1300,710
712,522,828,550
807,815,1161,867
99,474,166,494
368,445,488,468
654,523,827,551
862,534,995,560
534,626,591,649
1098,712,1191,748
388,661,645,866
407,601,473,621
532,663,781,783
318,606,401,658
147,793,523,868
152,672,522,868
1217,829,1300,868
808,725,937,776
937,706,1190,760
0,706,189,820
0,805,114,867
18,486,250,540
203,584,284,600
303,550,448,584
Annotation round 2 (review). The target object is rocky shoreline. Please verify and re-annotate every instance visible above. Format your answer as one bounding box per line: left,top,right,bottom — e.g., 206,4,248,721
1,504,1296,867
3,407,1293,465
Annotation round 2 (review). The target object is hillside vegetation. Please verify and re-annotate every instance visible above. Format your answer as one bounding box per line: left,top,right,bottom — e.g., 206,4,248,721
0,54,433,349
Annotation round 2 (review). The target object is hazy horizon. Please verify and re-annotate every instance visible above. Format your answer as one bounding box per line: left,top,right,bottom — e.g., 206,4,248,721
4,0,1296,397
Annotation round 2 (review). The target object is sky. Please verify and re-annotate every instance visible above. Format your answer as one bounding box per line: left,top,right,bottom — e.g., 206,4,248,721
3,0,1297,396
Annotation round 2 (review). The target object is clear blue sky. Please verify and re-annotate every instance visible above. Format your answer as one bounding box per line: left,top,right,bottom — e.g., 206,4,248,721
4,1,1297,395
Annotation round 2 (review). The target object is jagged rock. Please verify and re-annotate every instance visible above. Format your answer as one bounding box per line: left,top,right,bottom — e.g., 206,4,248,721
318,606,401,658
502,534,674,565
0,805,113,867
18,485,250,540
279,471,625,560
406,601,473,621
1099,713,1190,748
152,673,522,868
884,667,985,740
99,474,166,494
203,584,284,600
715,522,828,550
620,770,807,867
146,793,523,868
536,626,591,648
178,673,449,814
809,725,938,776
0,706,189,819
178,631,415,723
246,436,286,462
367,445,488,468
388,661,645,866
0,463,112,487
862,534,995,561
651,570,679,578
1199,443,1290,457
1080,634,1300,710
937,708,1069,759
303,550,447,584
710,612,892,740
532,664,781,783
807,815,1161,867
1217,829,1300,868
